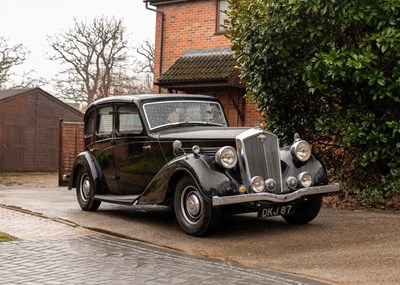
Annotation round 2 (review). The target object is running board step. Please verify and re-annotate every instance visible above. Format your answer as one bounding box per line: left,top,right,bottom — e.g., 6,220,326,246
94,194,140,205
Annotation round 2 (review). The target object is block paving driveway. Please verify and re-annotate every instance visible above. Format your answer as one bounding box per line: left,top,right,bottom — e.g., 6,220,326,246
0,206,327,285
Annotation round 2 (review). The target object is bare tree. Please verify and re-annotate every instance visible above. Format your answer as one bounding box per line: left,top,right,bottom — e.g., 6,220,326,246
136,40,154,74
134,40,154,93
0,37,27,88
103,40,155,96
47,16,130,105
0,37,44,89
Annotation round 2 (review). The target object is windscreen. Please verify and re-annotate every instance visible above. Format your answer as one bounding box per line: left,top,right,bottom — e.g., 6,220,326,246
143,100,227,130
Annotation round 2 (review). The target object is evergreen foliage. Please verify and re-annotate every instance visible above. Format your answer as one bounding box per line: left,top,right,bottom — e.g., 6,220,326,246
226,0,400,205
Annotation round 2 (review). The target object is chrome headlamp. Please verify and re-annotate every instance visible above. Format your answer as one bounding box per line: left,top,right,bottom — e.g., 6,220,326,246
215,146,238,169
265,178,277,192
286,176,298,190
298,172,313,188
251,176,265,193
291,140,312,162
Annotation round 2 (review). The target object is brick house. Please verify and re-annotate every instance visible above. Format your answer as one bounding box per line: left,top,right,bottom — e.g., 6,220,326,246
145,0,262,127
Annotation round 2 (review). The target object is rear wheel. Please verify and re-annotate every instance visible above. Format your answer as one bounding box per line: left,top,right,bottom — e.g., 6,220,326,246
282,194,322,224
174,176,220,236
76,168,101,211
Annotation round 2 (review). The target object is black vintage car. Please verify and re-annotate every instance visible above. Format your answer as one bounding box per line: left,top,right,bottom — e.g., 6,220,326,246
67,94,339,236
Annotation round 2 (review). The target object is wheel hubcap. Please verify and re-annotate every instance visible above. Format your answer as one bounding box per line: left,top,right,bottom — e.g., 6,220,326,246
181,186,203,224
80,174,91,201
186,193,201,217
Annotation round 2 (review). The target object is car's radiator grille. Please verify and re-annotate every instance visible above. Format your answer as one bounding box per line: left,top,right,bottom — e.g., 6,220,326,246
239,130,283,193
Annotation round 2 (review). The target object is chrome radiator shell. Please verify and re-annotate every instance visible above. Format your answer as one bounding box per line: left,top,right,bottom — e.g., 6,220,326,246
236,128,283,193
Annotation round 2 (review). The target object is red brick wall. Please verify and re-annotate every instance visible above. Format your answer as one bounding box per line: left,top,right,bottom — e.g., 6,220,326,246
153,0,230,92
245,102,264,127
151,0,264,128
59,122,84,186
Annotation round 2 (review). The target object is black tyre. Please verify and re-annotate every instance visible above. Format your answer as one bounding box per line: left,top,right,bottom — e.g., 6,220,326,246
76,168,101,211
174,176,220,236
282,194,322,224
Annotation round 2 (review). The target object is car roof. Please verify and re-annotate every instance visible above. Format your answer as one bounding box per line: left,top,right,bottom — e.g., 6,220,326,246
88,94,219,108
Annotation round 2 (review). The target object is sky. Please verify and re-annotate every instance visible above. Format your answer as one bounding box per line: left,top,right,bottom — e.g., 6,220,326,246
0,0,156,93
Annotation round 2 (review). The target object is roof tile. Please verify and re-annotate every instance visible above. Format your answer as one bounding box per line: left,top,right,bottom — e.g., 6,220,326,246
158,49,236,83
0,88,35,101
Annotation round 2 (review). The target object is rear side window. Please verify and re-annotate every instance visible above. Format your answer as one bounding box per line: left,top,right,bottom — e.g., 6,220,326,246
117,105,143,135
97,107,113,136
84,111,95,138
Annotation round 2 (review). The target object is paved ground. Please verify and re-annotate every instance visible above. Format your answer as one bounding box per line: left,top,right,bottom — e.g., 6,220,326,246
1,173,400,285
0,205,327,285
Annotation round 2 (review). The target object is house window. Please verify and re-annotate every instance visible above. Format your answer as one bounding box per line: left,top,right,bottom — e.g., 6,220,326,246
216,0,228,34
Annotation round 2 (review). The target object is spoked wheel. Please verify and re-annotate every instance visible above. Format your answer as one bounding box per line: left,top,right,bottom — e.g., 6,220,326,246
282,194,322,224
76,168,101,211
174,176,220,236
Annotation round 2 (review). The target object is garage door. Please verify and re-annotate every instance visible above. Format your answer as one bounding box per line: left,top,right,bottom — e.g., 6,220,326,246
1,124,25,171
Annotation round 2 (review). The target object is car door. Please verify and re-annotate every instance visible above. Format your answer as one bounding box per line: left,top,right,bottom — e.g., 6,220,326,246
90,105,119,194
113,104,162,195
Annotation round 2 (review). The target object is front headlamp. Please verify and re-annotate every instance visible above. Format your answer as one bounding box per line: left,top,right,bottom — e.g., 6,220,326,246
215,146,238,169
298,172,313,188
251,176,265,193
291,140,312,162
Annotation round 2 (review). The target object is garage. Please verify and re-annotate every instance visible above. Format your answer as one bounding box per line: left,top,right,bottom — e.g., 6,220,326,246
0,88,83,172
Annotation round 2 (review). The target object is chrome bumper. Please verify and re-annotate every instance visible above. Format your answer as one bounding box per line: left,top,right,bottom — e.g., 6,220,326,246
212,183,340,206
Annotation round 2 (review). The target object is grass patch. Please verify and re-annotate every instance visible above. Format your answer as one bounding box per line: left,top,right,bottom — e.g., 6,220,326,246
0,175,17,186
0,232,17,242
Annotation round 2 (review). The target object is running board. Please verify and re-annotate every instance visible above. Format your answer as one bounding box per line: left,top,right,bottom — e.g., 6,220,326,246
94,194,140,205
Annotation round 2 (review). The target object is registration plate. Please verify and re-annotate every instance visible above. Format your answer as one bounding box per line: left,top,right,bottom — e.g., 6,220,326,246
257,204,296,218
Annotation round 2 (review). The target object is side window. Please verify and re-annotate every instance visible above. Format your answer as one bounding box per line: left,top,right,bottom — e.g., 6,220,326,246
216,0,228,34
97,107,113,137
117,105,143,135
84,111,95,138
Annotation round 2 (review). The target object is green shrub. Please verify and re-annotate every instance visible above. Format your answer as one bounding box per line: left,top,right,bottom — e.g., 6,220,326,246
227,0,400,206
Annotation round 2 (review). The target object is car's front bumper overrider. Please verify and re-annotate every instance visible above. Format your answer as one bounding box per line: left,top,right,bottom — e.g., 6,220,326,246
62,173,71,183
212,183,340,206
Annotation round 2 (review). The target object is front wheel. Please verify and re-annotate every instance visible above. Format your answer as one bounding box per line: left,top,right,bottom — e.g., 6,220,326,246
174,176,220,236
282,194,322,224
76,168,101,211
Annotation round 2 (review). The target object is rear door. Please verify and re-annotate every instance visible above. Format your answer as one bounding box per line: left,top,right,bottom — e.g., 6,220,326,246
90,105,119,194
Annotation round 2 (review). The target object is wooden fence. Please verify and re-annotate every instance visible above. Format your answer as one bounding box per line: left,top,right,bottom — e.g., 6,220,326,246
58,120,84,186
